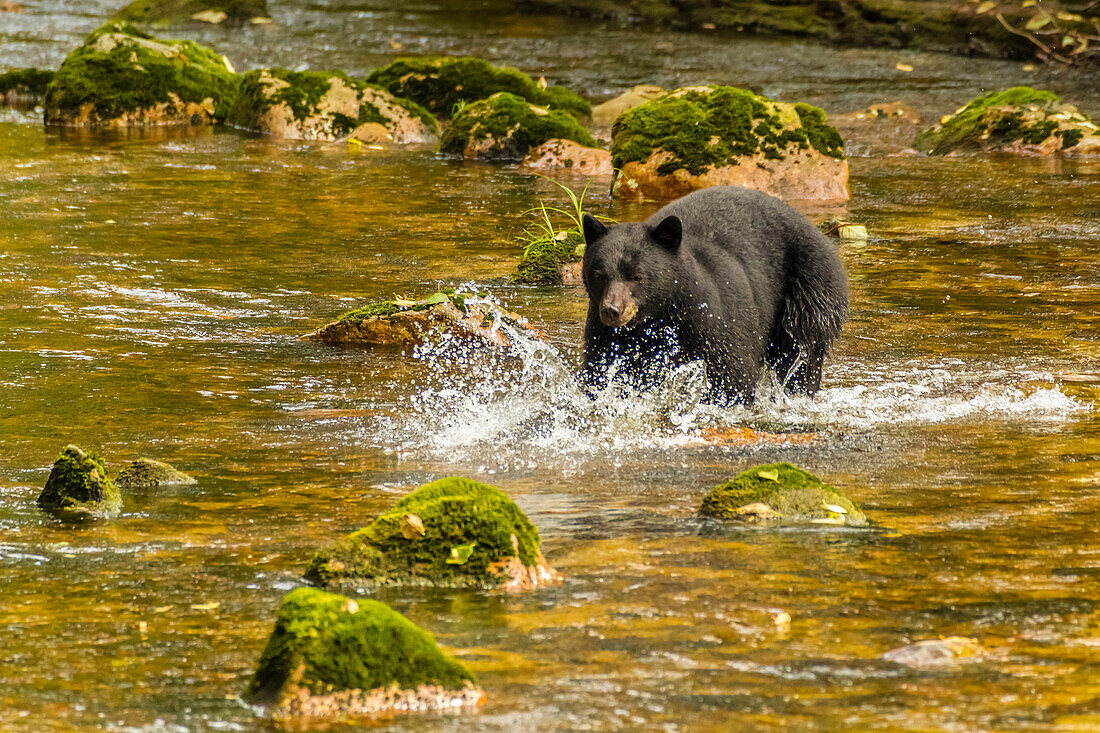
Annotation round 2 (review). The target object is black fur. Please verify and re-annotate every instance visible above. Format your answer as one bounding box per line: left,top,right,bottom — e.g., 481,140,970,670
580,186,848,404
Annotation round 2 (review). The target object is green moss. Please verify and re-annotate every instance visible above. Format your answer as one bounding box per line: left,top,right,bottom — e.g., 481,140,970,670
0,68,55,98
36,444,122,516
113,0,269,26
611,86,843,175
336,289,466,324
244,587,474,706
304,477,543,589
115,458,196,488
366,56,590,120
699,462,866,525
43,22,239,125
514,230,585,285
1059,128,1084,149
441,92,595,161
913,87,1074,155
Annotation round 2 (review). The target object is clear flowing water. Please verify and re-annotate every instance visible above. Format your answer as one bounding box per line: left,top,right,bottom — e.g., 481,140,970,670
1,1,1099,731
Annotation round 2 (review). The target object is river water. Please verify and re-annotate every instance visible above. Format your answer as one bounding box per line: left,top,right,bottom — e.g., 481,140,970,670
2,1,1099,731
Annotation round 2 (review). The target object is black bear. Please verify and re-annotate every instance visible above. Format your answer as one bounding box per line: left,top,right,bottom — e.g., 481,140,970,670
580,186,848,404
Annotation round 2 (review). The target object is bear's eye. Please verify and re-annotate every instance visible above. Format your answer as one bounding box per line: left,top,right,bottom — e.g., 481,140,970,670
630,273,644,283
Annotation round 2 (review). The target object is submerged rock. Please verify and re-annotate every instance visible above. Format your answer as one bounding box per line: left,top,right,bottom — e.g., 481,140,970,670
441,92,595,161
699,462,866,526
244,587,483,717
366,56,589,121
36,445,123,518
914,87,1100,157
43,22,239,128
520,138,613,175
304,477,562,591
226,68,437,143
115,458,197,488
303,289,544,347
514,229,585,286
113,0,270,26
610,85,849,202
882,637,982,668
0,68,54,107
590,84,664,132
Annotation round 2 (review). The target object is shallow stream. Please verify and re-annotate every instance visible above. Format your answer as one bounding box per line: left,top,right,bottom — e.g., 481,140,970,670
1,1,1099,730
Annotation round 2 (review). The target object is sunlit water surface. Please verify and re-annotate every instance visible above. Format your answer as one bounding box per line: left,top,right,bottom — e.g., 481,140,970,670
1,1,1099,731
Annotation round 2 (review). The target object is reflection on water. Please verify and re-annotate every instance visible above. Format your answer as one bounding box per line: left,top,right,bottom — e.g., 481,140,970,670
1,0,1099,731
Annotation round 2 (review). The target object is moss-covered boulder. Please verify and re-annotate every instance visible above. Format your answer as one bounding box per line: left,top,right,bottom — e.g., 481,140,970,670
304,477,561,591
114,458,197,488
514,228,585,286
366,56,589,121
36,445,123,518
610,85,849,202
914,87,1100,157
699,462,866,526
520,138,613,176
303,289,545,347
43,22,239,128
0,68,54,107
243,587,483,717
225,68,437,144
441,92,595,161
113,0,270,27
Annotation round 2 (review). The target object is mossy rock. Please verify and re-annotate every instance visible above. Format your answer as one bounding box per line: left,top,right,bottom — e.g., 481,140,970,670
225,68,437,143
914,87,1100,157
699,462,866,526
43,22,239,128
610,86,848,201
114,458,197,488
441,92,596,162
514,229,585,285
366,56,590,121
36,445,122,518
304,477,561,591
0,68,54,106
303,289,544,347
243,587,483,716
113,0,270,27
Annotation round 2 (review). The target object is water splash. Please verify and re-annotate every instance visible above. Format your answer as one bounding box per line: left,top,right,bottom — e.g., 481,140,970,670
368,291,1087,466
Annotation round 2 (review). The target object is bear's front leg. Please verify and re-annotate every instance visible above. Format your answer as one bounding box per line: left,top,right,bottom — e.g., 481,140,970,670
580,304,617,395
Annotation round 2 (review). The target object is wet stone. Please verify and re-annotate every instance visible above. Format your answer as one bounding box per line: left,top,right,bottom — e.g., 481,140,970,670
243,587,483,717
115,458,197,488
699,462,866,526
304,476,562,591
440,92,596,162
113,0,271,27
36,444,122,519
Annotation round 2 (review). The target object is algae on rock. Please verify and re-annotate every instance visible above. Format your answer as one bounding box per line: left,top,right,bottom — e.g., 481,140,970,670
610,86,849,201
113,0,270,27
226,68,438,143
303,289,544,348
36,444,123,517
304,477,561,591
366,56,590,120
115,458,197,488
699,462,866,526
43,22,239,127
0,68,54,106
441,92,595,161
914,86,1100,156
244,587,482,716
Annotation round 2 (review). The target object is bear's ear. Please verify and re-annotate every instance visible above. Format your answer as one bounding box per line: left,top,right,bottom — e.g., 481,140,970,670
650,215,682,251
582,213,609,245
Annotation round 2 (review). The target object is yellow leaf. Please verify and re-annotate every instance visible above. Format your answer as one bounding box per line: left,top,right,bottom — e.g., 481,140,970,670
895,62,914,72
757,468,780,481
400,513,425,539
1026,10,1051,30
190,601,220,611
976,1,997,14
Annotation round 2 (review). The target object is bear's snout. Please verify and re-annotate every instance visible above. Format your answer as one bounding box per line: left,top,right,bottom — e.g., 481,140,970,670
599,282,639,328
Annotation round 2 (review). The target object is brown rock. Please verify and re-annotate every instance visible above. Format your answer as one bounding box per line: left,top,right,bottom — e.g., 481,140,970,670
591,84,664,132
520,138,613,175
613,147,849,203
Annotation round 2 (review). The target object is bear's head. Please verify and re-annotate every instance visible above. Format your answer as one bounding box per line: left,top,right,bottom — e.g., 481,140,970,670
581,213,682,329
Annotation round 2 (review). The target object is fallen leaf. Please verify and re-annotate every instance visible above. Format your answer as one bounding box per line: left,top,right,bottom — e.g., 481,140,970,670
423,292,450,306
190,601,220,611
822,501,848,514
757,468,780,481
446,543,477,565
400,513,425,539
895,62,914,72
